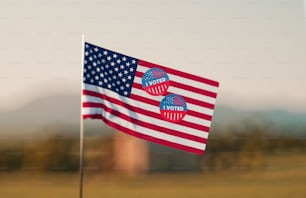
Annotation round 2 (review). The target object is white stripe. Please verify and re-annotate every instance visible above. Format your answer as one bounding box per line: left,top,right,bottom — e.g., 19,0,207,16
83,85,212,127
137,65,218,93
82,108,206,150
82,93,209,139
131,87,214,116
154,87,158,94
134,76,216,105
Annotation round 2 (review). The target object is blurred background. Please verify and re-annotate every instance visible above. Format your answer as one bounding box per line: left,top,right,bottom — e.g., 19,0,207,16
0,0,306,197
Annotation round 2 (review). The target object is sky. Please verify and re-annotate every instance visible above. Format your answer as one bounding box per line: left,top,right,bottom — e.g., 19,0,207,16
0,0,306,112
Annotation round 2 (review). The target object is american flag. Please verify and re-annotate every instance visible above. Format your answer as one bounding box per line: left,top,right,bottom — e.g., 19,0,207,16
82,42,219,154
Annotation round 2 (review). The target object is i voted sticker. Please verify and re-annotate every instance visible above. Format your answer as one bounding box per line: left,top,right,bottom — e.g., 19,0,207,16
160,94,187,123
142,68,170,96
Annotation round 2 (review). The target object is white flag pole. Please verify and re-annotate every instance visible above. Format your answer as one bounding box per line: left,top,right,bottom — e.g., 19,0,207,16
79,34,85,198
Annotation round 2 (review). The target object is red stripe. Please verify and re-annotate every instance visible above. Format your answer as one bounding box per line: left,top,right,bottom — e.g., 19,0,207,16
182,95,215,111
133,82,215,110
170,81,217,98
83,103,207,144
138,59,219,87
83,89,210,132
131,84,213,120
130,92,212,121
83,102,207,143
83,114,205,155
135,71,144,78
135,71,217,98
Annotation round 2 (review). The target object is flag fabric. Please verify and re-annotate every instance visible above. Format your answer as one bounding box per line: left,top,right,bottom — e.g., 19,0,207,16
82,42,219,154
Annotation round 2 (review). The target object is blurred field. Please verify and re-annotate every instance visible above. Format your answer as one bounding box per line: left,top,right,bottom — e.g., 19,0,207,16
1,153,306,198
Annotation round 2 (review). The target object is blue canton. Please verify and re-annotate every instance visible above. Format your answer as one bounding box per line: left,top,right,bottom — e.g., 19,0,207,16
83,42,138,97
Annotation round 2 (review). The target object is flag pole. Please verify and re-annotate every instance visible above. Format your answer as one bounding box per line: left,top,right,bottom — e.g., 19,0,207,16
79,34,85,198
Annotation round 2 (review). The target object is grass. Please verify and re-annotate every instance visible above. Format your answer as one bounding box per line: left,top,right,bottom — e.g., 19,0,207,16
1,153,306,198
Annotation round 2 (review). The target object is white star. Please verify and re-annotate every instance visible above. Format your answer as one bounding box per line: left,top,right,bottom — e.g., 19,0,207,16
85,44,89,48
99,81,103,86
94,47,99,52
118,72,123,77
103,50,108,55
120,86,124,90
126,62,130,67
122,78,126,82
102,59,105,63
132,59,136,64
109,70,113,74
127,75,132,80
98,53,102,57
116,80,120,85
91,71,95,75
107,56,111,61
95,76,99,80
113,54,117,58
93,62,97,67
120,65,124,69
122,56,127,61
114,67,119,72
117,59,121,64
86,74,90,78
113,76,117,79
84,60,87,64
100,73,104,77
105,64,109,69
89,57,93,61
90,79,94,83
108,84,112,88
115,88,119,92
129,68,134,72
85,52,89,56
124,91,128,95
112,82,115,86
111,62,115,66
126,83,130,88
104,79,108,83
124,70,128,74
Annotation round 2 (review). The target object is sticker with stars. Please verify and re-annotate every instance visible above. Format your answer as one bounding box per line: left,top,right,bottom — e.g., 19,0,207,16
141,68,170,96
160,94,187,123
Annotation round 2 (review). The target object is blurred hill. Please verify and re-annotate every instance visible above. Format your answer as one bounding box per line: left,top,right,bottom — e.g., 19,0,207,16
0,93,111,137
214,106,306,135
0,94,80,127
0,93,305,135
